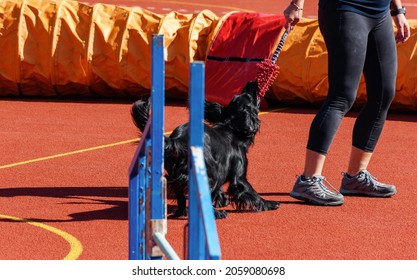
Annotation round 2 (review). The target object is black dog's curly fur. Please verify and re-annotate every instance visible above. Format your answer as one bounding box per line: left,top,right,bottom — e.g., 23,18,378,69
131,81,279,219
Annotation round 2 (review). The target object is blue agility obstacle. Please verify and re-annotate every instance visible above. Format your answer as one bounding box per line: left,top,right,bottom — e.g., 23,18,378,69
128,34,167,260
128,35,221,260
188,62,221,260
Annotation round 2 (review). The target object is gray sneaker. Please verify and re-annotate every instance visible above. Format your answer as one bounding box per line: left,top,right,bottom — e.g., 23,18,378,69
340,170,397,197
290,176,344,206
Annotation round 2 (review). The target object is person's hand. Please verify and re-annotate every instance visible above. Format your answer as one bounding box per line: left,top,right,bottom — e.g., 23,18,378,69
392,14,411,43
284,2,303,30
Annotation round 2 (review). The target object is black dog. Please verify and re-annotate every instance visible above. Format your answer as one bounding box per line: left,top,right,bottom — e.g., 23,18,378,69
131,81,279,219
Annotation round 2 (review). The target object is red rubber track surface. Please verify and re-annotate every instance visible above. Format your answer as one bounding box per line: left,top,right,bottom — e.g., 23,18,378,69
1,1,416,260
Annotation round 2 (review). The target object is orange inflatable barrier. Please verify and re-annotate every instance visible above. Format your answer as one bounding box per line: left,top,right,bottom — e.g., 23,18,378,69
0,0,223,97
0,0,416,111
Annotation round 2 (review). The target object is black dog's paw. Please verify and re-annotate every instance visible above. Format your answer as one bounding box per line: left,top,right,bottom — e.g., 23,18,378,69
255,199,280,211
214,209,228,219
232,196,280,212
264,200,280,210
213,193,230,208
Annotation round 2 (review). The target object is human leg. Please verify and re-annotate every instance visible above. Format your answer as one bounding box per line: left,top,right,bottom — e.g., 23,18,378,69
307,11,371,156
352,13,397,154
346,146,373,176
303,149,326,178
342,146,397,197
291,10,373,205
341,13,397,197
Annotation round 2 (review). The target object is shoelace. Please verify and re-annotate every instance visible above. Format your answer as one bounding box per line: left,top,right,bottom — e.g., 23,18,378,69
344,170,380,189
319,177,340,193
304,176,340,194
361,171,380,187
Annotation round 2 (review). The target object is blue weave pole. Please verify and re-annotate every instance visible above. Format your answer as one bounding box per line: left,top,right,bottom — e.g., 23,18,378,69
149,34,166,260
128,122,151,260
128,34,165,260
188,61,221,260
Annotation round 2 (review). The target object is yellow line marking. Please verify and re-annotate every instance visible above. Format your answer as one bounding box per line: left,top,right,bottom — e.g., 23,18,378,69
0,214,83,260
0,108,287,170
0,139,139,170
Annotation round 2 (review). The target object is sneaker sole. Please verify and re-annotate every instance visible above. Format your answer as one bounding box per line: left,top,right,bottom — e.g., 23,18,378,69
289,191,344,206
340,189,397,197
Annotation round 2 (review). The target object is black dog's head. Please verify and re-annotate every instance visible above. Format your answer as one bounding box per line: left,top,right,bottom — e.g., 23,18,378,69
205,81,260,140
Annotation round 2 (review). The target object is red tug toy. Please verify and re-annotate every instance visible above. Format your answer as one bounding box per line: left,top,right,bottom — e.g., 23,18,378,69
256,28,291,99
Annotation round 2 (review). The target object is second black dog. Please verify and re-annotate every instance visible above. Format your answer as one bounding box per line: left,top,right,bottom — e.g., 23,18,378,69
131,81,279,219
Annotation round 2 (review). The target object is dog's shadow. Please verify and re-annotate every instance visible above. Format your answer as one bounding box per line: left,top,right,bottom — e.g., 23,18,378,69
165,192,305,219
258,192,304,205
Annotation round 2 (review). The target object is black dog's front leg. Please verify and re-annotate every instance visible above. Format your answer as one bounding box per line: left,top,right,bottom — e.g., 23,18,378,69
209,180,229,219
211,186,230,208
173,191,228,219
214,209,228,219
173,194,188,217
228,178,280,212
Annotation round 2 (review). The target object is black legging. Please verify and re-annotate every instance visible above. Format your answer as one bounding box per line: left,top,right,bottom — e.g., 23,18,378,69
307,5,397,155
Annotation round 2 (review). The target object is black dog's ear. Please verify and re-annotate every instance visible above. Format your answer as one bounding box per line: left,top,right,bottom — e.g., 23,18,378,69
131,96,151,132
204,100,226,124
